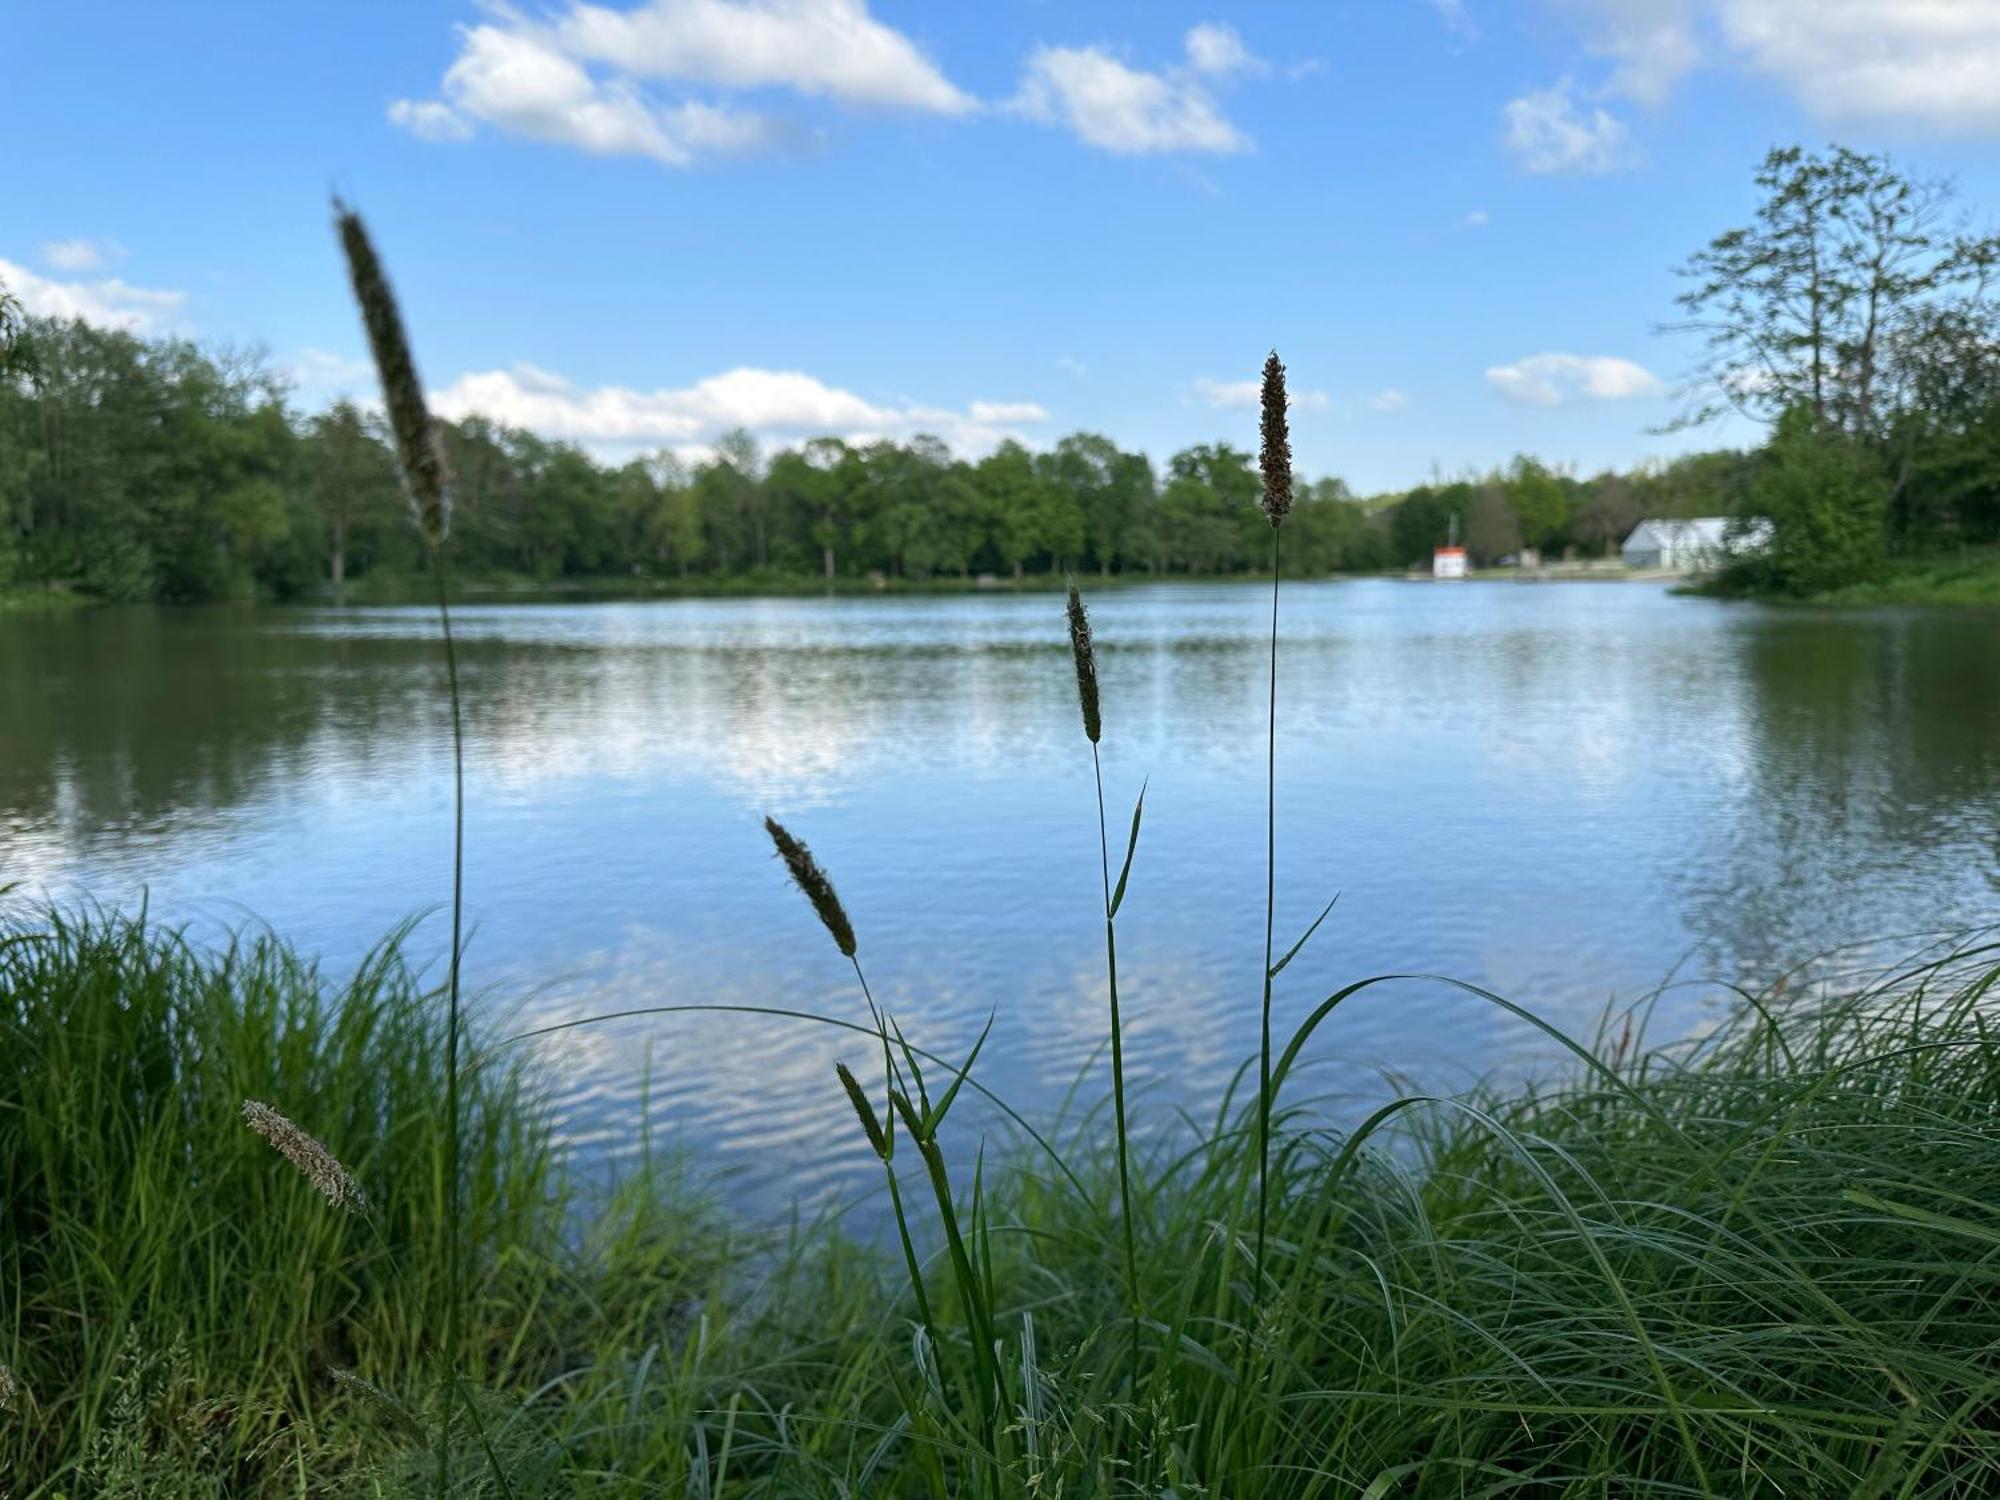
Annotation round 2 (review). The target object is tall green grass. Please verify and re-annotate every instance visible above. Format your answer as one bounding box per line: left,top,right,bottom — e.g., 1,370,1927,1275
7,906,2000,1494
0,908,618,1493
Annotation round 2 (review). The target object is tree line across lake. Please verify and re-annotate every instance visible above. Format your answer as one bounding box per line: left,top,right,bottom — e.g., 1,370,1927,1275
0,313,1748,604
2,144,1996,605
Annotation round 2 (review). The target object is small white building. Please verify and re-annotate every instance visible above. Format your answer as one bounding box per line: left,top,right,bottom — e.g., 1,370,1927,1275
1621,517,1772,572
1432,545,1467,579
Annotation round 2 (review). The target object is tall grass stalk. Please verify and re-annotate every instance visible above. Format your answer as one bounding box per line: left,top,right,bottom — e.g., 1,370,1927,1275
335,199,464,1499
1253,350,1292,1285
1066,581,1142,1387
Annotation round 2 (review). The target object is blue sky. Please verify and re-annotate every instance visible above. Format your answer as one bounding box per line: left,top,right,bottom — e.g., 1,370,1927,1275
6,1,1999,492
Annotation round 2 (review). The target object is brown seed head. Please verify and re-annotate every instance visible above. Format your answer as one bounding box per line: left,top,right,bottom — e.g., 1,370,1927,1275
1064,579,1102,744
764,816,857,957
334,200,451,546
835,1062,891,1159
242,1100,369,1214
1259,350,1293,528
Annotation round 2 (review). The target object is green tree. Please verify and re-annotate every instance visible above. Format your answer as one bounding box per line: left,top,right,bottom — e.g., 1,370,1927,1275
1675,145,2000,441
1738,406,1889,595
305,400,400,598
1571,473,1642,557
1466,485,1523,565
1503,456,1568,550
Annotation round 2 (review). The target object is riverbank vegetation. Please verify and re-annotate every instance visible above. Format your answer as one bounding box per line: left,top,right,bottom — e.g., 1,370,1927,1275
7,905,2000,1496
0,310,1758,606
3,143,1998,610
1684,147,2000,600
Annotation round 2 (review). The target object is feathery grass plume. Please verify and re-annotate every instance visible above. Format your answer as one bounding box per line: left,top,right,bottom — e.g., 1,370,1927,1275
327,1367,422,1432
835,1062,890,1159
1064,579,1102,744
1258,350,1292,527
334,201,451,546
764,816,856,957
242,1100,369,1213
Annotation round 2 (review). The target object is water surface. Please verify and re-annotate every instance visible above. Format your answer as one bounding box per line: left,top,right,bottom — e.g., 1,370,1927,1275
5,581,1996,1216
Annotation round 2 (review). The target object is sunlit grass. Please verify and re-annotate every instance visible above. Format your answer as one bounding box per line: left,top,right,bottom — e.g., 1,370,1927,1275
6,903,2000,1495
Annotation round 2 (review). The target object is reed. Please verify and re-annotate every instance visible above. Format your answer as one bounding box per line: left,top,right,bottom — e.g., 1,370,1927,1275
1065,579,1142,1380
334,199,466,1500
241,1100,370,1214
1253,349,1291,1287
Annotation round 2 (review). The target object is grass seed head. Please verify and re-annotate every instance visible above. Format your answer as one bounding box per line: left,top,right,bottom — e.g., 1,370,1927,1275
835,1062,891,1159
1259,350,1293,528
1065,579,1102,744
764,816,857,957
0,1364,16,1413
333,200,451,547
242,1100,369,1214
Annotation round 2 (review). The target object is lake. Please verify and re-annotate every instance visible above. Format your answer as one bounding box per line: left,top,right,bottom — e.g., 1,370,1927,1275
4,580,1996,1218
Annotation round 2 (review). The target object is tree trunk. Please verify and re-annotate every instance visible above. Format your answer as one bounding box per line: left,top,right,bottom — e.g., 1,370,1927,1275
330,518,347,603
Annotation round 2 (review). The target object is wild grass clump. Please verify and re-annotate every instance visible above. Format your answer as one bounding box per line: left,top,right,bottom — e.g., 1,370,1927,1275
0,908,742,1495
11,903,2000,1494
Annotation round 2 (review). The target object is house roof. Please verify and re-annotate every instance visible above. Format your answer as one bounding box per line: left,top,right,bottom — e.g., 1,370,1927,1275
1622,517,1772,549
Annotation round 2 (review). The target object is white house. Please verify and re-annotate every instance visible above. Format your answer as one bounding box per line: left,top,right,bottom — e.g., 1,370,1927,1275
1621,517,1772,572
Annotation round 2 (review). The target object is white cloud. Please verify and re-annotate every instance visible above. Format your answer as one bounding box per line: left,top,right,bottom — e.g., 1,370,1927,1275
967,399,1048,424
0,256,186,334
40,237,127,273
1193,376,1329,411
1486,353,1664,405
1563,0,1703,108
1552,1,2000,134
1501,79,1629,174
1013,45,1251,155
394,2,952,166
285,348,376,396
1055,355,1087,378
1183,22,1264,77
1370,388,1409,412
410,23,792,166
387,98,474,143
1714,0,2000,133
429,361,1044,457
1430,0,1478,38
1464,208,1490,226
556,0,973,113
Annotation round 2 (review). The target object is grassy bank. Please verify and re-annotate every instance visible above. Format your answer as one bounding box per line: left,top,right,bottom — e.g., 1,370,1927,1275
0,583,91,613
5,906,2000,1496
1699,545,2000,606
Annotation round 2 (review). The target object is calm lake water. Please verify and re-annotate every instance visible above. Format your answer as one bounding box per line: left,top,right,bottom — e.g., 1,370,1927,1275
4,581,1997,1217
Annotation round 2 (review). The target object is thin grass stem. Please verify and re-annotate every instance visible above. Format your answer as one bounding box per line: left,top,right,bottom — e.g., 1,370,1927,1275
1090,742,1141,1385
1255,522,1280,1287
433,549,465,1500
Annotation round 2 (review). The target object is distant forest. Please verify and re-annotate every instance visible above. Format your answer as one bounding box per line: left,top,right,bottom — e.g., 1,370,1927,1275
0,313,1756,605
7,141,1997,605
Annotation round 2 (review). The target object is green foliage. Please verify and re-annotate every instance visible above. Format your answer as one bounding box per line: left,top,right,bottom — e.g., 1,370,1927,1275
9,904,2000,1494
1503,454,1567,547
1464,483,1521,564
1729,405,1890,595
0,321,1411,600
0,907,724,1496
1669,143,2000,595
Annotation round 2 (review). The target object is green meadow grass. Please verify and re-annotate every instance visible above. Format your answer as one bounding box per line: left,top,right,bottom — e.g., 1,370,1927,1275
5,905,2000,1496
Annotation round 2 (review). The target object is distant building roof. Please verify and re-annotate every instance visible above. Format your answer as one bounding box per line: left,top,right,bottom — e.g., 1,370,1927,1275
1622,516,1772,552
